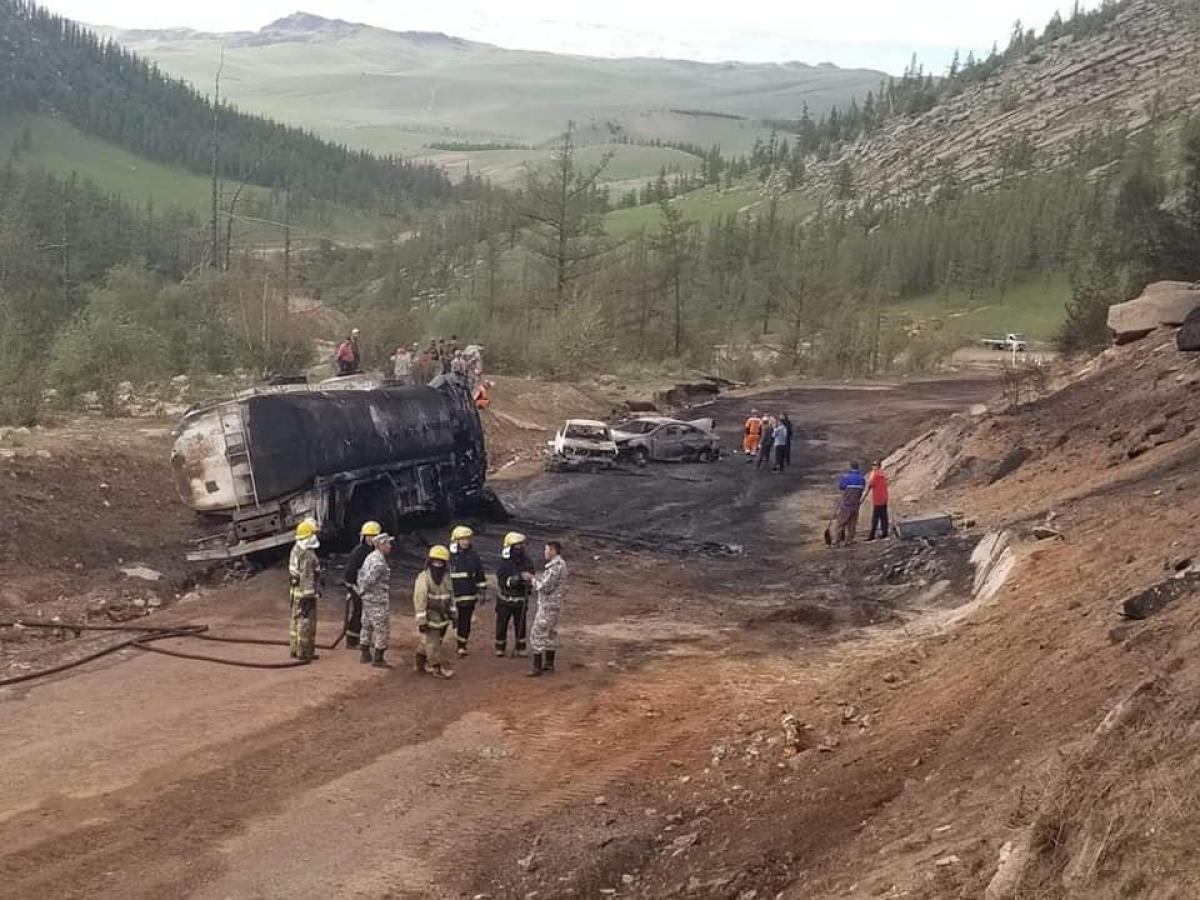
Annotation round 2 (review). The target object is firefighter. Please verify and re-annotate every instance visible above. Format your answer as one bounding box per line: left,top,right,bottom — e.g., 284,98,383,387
342,520,381,651
449,525,488,657
356,532,395,668
495,531,535,657
529,541,568,677
413,545,457,678
288,519,321,661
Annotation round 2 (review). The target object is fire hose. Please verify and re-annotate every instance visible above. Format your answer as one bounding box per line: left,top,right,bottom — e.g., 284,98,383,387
0,612,350,688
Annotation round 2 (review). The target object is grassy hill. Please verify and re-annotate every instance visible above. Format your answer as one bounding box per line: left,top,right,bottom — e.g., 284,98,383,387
100,13,885,185
0,114,388,245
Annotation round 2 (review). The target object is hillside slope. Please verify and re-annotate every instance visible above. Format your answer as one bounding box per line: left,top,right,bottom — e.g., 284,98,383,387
830,0,1199,202
100,13,885,166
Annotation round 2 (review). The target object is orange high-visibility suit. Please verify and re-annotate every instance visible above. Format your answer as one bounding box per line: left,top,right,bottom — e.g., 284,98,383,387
743,416,762,455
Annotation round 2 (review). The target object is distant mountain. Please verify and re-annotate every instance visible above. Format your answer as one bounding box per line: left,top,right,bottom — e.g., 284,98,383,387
0,1,452,213
99,12,887,167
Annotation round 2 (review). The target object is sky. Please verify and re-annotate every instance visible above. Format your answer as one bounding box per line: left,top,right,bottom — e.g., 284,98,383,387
48,0,1091,74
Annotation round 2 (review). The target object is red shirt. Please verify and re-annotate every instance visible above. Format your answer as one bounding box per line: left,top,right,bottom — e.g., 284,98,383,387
867,469,889,506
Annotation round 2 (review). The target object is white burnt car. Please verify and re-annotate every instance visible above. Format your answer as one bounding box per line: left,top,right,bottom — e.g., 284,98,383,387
611,417,721,464
549,419,619,468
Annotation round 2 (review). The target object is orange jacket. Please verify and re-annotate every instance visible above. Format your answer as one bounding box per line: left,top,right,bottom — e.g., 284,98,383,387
745,417,762,437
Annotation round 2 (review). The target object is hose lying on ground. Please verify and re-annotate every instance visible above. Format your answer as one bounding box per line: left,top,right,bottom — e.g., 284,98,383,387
0,616,349,687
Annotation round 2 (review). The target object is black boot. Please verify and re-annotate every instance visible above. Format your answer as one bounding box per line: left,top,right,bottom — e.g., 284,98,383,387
545,650,556,674
527,653,544,677
346,634,360,649
372,648,391,668
360,645,373,664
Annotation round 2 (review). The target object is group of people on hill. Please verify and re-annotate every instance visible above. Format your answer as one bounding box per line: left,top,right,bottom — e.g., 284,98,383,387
742,409,794,472
332,330,491,406
287,522,569,678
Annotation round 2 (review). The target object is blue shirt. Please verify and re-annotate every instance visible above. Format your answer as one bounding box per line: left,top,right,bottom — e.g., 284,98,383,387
838,470,867,491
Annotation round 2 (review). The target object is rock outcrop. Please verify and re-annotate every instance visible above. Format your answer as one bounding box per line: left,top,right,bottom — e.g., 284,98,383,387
1107,280,1200,344
1178,306,1200,351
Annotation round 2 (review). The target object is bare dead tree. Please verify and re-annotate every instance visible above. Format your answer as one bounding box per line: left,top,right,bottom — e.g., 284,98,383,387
208,47,225,269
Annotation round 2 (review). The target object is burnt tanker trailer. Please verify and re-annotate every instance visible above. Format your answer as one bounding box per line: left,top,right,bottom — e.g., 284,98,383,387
173,376,488,560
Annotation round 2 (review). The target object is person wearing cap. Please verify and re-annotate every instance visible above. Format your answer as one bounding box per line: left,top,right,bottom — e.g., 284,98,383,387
449,525,488,658
343,521,382,652
529,541,568,677
413,545,457,678
288,519,321,661
355,532,396,668
495,531,534,657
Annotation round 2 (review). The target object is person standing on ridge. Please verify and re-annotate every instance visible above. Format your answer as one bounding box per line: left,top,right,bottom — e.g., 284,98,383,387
288,519,321,661
495,531,535,657
529,541,568,677
342,520,381,651
355,532,395,668
449,525,488,657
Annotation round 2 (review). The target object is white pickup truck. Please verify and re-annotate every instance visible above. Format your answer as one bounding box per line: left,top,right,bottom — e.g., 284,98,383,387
980,333,1029,352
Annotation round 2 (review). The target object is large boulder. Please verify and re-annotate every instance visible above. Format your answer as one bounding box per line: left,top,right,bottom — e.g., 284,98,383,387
1179,306,1200,352
1108,281,1200,345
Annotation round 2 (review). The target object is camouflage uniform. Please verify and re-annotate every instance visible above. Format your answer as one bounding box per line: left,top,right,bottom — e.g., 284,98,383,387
413,568,456,674
288,541,320,660
530,556,568,654
355,548,391,652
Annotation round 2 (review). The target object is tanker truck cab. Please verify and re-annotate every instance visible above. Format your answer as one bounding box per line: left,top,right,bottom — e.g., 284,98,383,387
173,378,488,561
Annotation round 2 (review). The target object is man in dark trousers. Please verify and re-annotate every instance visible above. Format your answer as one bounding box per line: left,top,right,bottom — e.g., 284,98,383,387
864,460,891,541
779,413,794,470
449,525,488,657
495,532,535,657
343,520,381,653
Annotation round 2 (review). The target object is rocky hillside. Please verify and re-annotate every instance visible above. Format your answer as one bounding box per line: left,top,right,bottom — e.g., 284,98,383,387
830,0,1200,203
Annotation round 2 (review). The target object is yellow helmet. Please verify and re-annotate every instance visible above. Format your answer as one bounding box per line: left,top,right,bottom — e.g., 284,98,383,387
503,531,526,549
451,525,474,542
295,519,318,540
360,520,382,538
427,545,451,563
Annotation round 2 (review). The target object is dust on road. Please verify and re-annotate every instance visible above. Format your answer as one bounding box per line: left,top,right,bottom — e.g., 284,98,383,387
0,377,995,899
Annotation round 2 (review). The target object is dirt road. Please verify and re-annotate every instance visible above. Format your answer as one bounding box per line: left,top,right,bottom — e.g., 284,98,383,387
0,377,994,899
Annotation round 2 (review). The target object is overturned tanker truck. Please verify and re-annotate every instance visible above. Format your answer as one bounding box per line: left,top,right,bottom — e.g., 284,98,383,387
173,375,489,561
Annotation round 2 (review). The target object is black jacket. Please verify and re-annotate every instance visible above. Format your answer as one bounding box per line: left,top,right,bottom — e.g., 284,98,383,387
343,541,373,590
496,547,534,600
450,544,487,601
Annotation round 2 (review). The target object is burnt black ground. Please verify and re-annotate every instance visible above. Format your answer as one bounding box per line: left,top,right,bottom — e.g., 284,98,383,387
496,379,996,551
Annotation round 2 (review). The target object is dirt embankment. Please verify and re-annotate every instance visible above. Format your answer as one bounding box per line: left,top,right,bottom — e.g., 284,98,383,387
0,420,200,646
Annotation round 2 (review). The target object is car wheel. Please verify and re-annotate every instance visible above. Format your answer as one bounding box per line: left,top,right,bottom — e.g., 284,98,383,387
699,448,717,463
633,447,650,467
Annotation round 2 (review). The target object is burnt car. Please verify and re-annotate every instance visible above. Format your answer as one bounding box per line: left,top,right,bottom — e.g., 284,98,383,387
548,419,619,470
610,417,721,464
